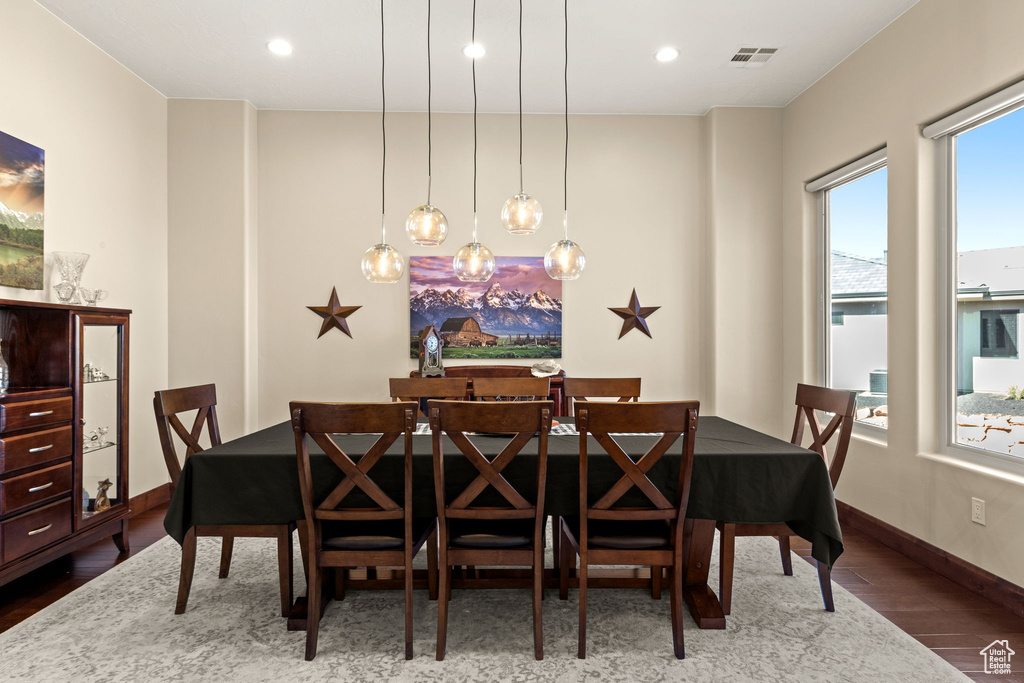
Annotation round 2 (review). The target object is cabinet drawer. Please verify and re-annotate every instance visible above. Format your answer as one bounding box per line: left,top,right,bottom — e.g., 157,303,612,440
0,462,72,516
0,398,73,433
0,498,71,565
0,426,73,475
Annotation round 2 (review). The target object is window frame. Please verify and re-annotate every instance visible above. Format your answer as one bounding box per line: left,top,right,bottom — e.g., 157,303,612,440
930,89,1024,477
808,148,889,437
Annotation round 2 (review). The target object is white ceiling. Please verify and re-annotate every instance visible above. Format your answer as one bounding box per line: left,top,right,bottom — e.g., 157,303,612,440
36,0,918,115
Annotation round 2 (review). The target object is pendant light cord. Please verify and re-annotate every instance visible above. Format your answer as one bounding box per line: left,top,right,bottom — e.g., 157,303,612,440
518,0,524,193
472,0,478,242
380,0,387,243
427,0,433,204
563,0,569,240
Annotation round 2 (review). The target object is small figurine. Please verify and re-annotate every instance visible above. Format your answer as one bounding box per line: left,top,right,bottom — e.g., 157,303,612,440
94,478,113,513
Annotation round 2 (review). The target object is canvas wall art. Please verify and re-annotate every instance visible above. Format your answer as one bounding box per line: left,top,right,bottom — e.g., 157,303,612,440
410,256,562,359
0,130,44,290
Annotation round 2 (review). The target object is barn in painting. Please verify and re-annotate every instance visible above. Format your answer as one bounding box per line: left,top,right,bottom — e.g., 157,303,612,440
439,316,498,347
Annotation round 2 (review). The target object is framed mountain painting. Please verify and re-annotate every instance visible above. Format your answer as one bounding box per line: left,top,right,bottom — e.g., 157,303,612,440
0,130,44,290
410,256,562,359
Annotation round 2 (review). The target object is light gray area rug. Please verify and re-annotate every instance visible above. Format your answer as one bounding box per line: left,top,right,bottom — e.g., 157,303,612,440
0,534,967,682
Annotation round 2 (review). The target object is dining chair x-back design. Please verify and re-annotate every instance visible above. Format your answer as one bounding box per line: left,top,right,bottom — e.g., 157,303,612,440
429,399,553,661
559,400,700,660
290,401,438,661
716,383,856,614
154,384,295,617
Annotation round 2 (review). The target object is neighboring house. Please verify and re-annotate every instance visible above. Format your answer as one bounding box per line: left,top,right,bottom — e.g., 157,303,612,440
439,316,498,347
831,247,1024,395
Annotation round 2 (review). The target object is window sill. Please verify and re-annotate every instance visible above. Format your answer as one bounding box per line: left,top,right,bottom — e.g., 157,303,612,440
917,447,1024,487
853,421,888,447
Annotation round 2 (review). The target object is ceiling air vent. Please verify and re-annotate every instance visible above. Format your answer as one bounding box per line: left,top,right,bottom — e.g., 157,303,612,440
729,47,778,68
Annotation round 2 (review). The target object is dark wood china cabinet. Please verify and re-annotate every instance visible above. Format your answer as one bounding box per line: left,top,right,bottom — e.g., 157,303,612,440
0,298,129,587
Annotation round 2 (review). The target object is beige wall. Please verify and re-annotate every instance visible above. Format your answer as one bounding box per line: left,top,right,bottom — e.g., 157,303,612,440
256,111,703,426
0,0,169,496
168,99,258,441
703,107,784,436
782,0,1024,585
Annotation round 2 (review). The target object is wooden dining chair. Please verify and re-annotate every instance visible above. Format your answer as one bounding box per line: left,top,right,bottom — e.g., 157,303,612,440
562,377,641,409
154,384,295,617
559,400,700,659
388,377,468,417
716,383,856,614
471,376,551,402
290,401,438,661
428,399,553,661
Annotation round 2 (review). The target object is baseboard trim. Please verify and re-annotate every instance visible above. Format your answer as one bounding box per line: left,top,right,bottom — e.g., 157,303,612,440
836,500,1024,620
128,482,172,518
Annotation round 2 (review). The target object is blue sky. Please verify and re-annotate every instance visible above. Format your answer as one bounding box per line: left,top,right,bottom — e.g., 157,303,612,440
828,105,1024,258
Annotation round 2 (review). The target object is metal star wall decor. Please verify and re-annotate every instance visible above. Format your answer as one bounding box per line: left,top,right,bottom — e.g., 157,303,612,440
307,287,361,339
609,289,660,339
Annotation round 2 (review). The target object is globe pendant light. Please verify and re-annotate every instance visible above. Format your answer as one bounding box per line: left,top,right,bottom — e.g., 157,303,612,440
405,0,448,246
501,0,542,235
361,0,404,283
545,0,585,280
453,0,495,283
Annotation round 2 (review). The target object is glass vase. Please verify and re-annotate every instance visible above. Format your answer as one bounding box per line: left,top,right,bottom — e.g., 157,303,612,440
52,252,90,304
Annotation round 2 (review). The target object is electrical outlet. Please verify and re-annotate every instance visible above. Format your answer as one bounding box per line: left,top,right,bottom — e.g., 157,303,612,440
971,497,986,525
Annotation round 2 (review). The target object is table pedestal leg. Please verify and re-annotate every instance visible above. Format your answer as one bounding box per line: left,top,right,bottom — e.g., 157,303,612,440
681,518,726,629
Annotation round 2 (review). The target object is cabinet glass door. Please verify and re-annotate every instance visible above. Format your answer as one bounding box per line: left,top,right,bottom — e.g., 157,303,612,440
76,315,126,527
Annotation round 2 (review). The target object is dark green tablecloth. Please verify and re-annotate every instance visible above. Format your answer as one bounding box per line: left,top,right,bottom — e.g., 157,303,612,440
163,416,843,567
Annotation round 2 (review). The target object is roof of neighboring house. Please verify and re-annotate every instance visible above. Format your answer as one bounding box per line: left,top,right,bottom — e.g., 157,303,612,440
831,251,887,297
440,316,478,332
832,246,1024,298
958,246,1024,295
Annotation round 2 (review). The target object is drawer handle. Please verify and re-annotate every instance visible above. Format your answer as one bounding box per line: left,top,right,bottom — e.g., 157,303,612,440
28,524,52,536
28,444,54,453
29,410,54,418
28,482,54,493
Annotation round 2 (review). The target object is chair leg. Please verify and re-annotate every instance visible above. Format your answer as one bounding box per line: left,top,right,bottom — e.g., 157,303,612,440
670,561,685,659
175,527,198,615
277,527,294,617
305,559,321,661
651,565,662,600
405,548,414,660
427,526,439,601
436,546,450,661
558,522,571,601
218,536,234,579
779,534,793,576
335,568,346,601
719,523,735,616
577,554,587,659
533,545,544,660
297,520,310,586
817,560,835,612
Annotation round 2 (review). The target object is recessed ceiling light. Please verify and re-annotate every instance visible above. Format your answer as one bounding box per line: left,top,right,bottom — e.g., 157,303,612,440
463,43,486,59
267,39,293,56
655,47,679,63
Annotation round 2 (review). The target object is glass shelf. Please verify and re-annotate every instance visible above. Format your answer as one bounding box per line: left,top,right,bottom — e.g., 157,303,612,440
83,377,118,384
82,440,116,454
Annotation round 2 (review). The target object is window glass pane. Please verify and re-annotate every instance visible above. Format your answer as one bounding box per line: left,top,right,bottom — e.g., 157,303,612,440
955,107,1024,456
827,166,888,427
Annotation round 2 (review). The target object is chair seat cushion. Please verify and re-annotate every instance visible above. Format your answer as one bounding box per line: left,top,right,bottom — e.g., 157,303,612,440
321,517,434,551
449,518,537,549
563,516,671,549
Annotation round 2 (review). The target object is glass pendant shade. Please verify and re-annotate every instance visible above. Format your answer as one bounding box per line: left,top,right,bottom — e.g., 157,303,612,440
544,238,585,280
406,204,448,246
501,193,543,234
453,241,496,282
361,242,404,283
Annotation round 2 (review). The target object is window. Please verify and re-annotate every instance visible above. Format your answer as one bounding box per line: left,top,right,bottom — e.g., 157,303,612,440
980,310,1019,358
808,149,888,429
926,81,1024,462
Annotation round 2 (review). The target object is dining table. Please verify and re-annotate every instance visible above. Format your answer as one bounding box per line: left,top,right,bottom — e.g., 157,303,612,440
163,415,843,630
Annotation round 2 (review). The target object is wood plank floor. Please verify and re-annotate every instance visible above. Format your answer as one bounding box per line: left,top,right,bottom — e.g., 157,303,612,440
1,506,1021,680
